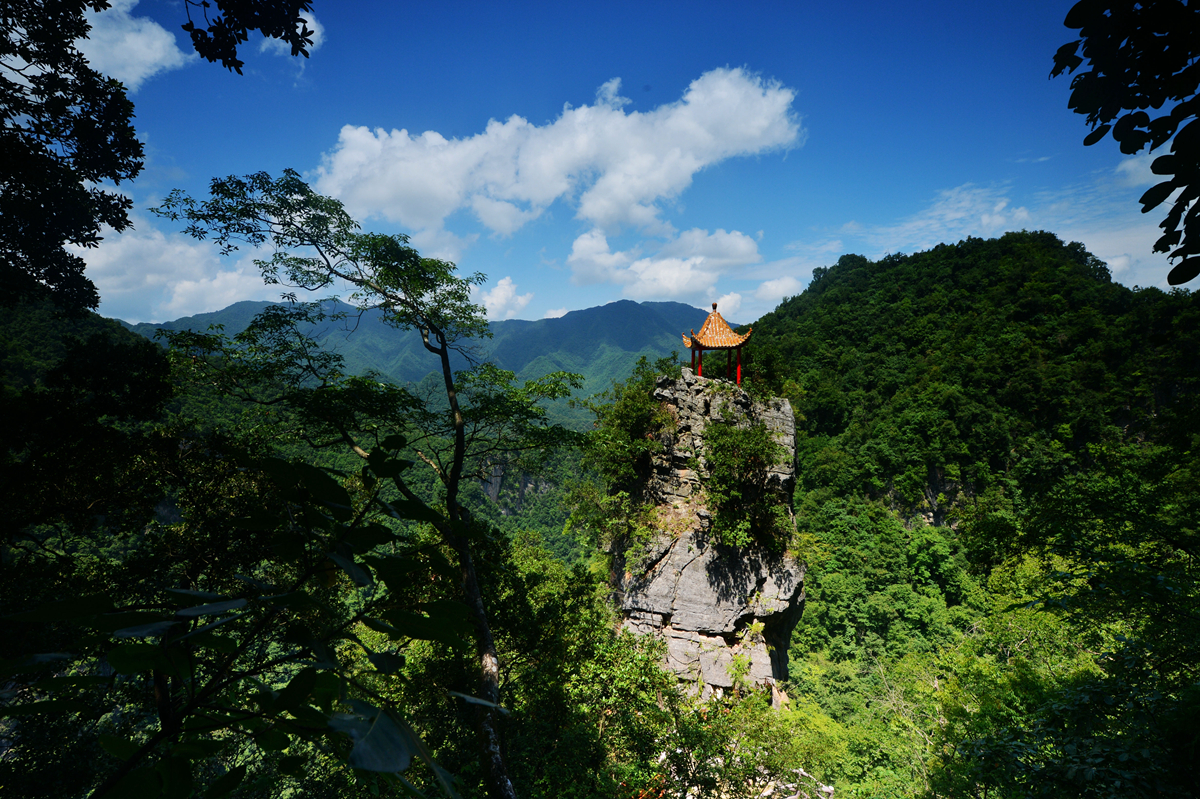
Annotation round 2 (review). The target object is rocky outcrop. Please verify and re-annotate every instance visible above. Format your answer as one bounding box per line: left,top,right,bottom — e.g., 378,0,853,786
614,369,804,700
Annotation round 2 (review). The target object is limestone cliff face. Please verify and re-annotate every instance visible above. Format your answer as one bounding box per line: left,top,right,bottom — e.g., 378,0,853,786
614,368,805,699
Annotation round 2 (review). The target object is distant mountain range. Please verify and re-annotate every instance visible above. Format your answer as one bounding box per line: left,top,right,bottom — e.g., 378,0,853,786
119,299,726,427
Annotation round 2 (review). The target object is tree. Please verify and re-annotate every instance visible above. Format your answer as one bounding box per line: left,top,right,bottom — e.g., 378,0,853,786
182,0,316,74
153,169,582,799
0,1,315,311
0,0,142,310
1051,0,1200,285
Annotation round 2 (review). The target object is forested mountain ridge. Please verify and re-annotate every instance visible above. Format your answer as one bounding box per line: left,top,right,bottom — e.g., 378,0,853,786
747,230,1198,525
120,299,714,426
724,230,1199,797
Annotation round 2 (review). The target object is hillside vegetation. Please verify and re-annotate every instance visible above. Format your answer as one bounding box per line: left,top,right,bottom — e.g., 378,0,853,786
732,231,1199,796
2,231,1197,798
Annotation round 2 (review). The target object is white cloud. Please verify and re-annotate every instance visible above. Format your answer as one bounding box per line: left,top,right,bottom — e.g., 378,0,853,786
315,67,802,247
795,166,1176,291
474,276,533,320
567,229,634,285
567,227,761,301
715,292,742,318
80,0,192,91
76,216,281,322
260,11,325,55
867,184,1031,254
543,307,569,319
755,276,803,302
1115,153,1158,188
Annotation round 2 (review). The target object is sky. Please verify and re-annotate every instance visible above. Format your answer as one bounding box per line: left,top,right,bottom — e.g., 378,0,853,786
72,0,1179,324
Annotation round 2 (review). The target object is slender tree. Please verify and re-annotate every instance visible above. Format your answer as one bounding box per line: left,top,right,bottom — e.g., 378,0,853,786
155,170,581,799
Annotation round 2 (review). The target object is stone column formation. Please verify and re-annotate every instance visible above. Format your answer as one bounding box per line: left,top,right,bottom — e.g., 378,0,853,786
614,368,805,701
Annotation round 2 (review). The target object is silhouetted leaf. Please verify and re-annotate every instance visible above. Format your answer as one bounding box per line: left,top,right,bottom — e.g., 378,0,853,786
1168,256,1200,285
1083,124,1111,146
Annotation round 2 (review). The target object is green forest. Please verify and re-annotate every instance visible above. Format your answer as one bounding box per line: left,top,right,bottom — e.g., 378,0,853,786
4,220,1197,798
3,2,1199,795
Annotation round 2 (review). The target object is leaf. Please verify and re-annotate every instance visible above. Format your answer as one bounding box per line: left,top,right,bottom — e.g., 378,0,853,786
1167,257,1200,285
344,522,396,553
90,613,174,633
169,739,227,759
233,574,279,592
329,704,417,773
175,599,248,618
378,609,468,649
420,600,474,638
276,667,318,711
108,767,162,799
254,728,291,752
1150,153,1176,175
0,698,85,717
169,613,247,645
385,498,445,525
185,631,238,654
33,675,110,690
379,434,407,452
4,595,114,623
165,588,224,603
311,671,343,710
114,621,181,639
98,734,141,761
205,765,246,799
368,447,410,479
1082,124,1111,146
328,552,372,587
1139,181,1175,213
447,690,509,715
363,554,423,593
267,591,320,610
278,754,307,776
367,652,406,674
159,753,194,796
260,457,353,512
0,653,69,676
107,643,169,675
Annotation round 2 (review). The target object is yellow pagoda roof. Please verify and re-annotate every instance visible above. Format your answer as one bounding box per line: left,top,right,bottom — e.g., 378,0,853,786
682,303,752,350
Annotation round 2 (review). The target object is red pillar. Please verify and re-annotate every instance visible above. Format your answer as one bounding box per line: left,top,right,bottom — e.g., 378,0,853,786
736,347,742,385
698,348,703,377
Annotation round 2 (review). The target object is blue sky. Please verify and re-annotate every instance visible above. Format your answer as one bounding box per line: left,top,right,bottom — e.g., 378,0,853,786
76,0,1176,323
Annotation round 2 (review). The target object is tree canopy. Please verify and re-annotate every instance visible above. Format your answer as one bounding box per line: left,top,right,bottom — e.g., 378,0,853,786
0,1,316,311
1051,0,1200,285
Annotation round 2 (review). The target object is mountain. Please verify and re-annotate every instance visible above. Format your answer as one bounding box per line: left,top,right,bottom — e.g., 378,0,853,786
119,299,719,427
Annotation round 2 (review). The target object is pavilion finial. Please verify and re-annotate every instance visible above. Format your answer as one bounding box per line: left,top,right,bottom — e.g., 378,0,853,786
712,302,718,310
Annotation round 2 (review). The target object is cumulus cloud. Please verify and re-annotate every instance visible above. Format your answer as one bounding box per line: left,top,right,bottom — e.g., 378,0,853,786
715,292,742,318
474,276,533,320
544,307,568,319
80,0,192,91
260,11,325,55
315,67,802,246
755,275,803,303
567,227,761,301
75,216,281,322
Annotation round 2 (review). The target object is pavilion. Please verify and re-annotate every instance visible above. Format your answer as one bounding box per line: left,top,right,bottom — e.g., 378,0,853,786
682,303,752,385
